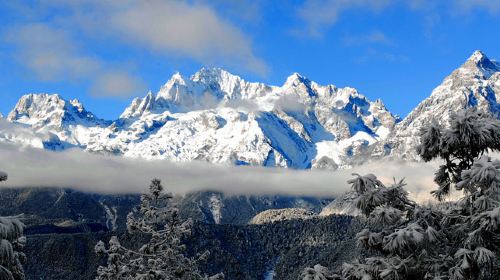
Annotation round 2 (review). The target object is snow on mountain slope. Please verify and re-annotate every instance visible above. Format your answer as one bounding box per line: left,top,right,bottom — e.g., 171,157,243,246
5,51,499,168
381,50,500,160
5,68,397,169
0,117,55,149
112,68,397,168
7,93,111,149
5,51,500,168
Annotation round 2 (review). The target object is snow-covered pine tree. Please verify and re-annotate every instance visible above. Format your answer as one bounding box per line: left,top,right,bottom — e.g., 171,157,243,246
95,179,224,280
417,109,500,201
339,108,500,280
0,172,26,280
301,264,339,280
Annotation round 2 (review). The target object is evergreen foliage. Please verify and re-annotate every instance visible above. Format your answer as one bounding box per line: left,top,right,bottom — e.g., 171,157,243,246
416,109,500,201
301,264,338,280
95,179,223,280
0,173,26,280
335,108,500,280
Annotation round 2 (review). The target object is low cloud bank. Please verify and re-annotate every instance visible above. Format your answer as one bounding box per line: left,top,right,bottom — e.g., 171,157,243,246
0,143,439,200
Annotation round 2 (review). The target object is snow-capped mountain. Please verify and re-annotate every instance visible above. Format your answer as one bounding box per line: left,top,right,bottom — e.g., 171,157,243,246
381,50,500,160
0,117,55,149
6,93,110,150
4,68,398,169
3,51,499,168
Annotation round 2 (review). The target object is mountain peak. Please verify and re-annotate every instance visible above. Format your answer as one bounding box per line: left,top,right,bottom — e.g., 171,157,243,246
22,93,62,102
8,93,104,128
195,66,226,75
461,50,499,76
171,71,184,81
284,72,310,87
191,67,240,83
467,50,487,63
8,93,64,120
162,72,187,88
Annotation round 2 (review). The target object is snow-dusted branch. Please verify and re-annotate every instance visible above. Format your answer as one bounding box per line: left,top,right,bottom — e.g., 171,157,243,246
0,173,26,280
337,108,500,280
95,179,223,280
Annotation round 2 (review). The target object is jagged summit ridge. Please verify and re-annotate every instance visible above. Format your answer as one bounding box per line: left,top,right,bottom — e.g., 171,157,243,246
4,67,397,168
457,50,500,79
381,50,500,160
6,93,110,148
7,93,106,128
4,50,499,168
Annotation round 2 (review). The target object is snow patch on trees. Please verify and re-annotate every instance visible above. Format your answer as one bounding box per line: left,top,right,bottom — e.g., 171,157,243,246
208,193,223,224
301,264,339,280
0,173,26,280
249,208,314,225
100,202,118,232
95,179,223,279
338,108,500,279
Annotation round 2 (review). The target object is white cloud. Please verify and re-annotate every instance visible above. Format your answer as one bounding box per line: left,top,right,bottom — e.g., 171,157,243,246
200,0,265,23
105,1,266,75
294,0,500,39
274,94,308,112
0,118,52,148
40,0,267,76
343,31,393,46
4,23,100,82
295,0,393,38
454,0,500,13
355,48,409,64
90,70,146,98
2,0,267,99
4,22,146,98
0,141,442,203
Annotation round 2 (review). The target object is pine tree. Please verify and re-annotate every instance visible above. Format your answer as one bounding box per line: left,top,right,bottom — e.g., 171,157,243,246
339,108,500,280
301,264,339,280
0,172,26,280
95,179,223,280
417,109,500,201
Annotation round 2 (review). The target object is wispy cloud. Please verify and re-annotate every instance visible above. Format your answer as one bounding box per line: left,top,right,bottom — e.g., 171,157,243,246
293,0,500,39
39,0,267,76
99,1,267,76
342,31,393,46
294,0,393,38
4,23,100,82
90,70,146,99
197,0,266,24
1,0,267,99
454,0,500,13
354,48,409,64
4,22,146,98
408,0,500,15
0,139,440,202
0,118,51,148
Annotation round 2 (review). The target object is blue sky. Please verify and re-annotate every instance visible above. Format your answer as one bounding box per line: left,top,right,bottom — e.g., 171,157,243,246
0,0,499,120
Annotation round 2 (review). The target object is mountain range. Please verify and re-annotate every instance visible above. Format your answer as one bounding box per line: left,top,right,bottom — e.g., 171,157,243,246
1,50,499,169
